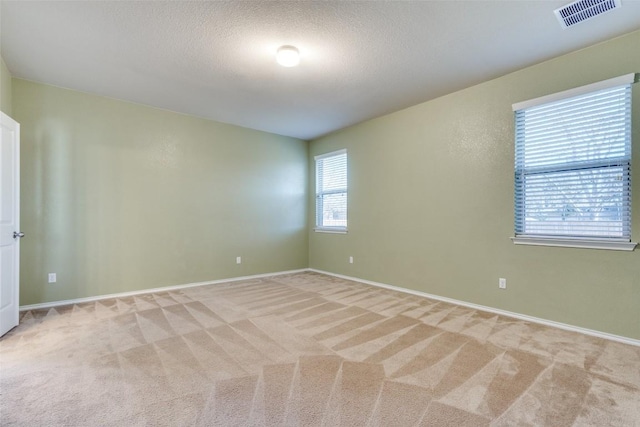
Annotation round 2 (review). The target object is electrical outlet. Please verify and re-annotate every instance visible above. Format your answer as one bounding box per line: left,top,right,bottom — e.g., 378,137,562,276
48,273,57,283
499,278,506,289
236,256,242,264
349,256,354,264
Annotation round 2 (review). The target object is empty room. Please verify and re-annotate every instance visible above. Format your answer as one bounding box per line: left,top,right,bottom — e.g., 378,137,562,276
1,1,639,425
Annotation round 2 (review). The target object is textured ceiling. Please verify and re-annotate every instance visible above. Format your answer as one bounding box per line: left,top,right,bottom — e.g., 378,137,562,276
2,1,640,140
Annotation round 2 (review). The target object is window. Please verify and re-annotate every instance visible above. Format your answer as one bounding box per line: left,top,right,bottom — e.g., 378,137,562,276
512,73,637,251
315,149,347,232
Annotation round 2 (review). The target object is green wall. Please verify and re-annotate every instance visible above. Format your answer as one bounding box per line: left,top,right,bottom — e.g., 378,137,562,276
0,56,11,115
13,79,308,305
309,30,640,340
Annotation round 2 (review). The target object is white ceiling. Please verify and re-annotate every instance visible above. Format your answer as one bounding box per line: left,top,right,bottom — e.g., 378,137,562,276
2,1,640,140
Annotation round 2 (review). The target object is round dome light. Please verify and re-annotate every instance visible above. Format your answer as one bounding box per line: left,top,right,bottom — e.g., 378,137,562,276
276,45,300,67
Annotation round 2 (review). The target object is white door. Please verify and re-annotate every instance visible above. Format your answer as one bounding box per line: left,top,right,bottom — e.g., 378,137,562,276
0,112,21,337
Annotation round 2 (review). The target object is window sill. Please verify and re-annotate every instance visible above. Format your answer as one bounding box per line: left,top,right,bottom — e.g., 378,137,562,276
314,227,347,234
511,236,637,251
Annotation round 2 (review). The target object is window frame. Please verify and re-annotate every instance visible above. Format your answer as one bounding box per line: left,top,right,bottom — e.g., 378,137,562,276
511,73,637,251
314,149,348,234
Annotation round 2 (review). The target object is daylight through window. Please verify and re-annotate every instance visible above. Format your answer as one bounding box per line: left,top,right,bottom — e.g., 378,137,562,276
513,74,636,249
315,149,347,232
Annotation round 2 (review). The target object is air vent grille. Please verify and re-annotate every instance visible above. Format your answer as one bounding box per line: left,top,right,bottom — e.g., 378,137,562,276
554,0,621,28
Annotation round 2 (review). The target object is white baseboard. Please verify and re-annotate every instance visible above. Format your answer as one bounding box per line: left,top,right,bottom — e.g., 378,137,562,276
308,268,640,348
19,268,309,311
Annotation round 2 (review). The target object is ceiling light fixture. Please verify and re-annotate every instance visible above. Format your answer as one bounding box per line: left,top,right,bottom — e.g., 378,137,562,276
276,45,300,67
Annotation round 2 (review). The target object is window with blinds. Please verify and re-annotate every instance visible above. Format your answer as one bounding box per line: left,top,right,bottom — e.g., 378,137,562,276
315,149,347,232
513,74,636,249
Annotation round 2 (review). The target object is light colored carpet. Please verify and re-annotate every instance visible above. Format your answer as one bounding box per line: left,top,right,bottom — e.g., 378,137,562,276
1,271,639,426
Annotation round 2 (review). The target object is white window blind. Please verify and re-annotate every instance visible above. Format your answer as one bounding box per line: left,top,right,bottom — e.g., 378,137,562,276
315,149,347,231
514,76,634,247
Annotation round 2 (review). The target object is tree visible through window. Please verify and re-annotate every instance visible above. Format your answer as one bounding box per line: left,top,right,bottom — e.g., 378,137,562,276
315,149,347,231
513,76,633,243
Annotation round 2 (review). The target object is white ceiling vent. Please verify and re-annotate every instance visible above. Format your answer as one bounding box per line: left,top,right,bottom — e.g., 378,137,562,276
554,0,621,28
